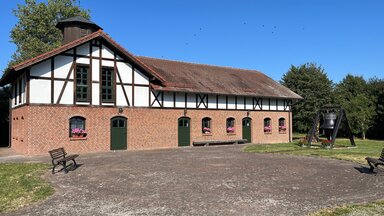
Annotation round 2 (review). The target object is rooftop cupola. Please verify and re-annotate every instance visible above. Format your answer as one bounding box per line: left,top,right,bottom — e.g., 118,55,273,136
56,16,102,45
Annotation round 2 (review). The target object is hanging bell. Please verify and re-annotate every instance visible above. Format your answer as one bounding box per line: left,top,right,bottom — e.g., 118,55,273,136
320,112,337,130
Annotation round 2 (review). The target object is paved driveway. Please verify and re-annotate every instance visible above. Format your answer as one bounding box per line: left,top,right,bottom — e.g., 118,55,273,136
3,145,384,216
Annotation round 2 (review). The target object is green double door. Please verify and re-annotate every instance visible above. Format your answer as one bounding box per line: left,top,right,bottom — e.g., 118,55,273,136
111,117,127,150
178,117,190,147
242,118,252,143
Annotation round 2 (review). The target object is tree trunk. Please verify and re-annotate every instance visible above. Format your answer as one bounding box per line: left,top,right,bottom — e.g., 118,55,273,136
362,131,366,140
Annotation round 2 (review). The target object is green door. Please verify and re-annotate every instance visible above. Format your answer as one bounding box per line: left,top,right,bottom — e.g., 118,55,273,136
178,117,190,147
111,117,127,150
242,118,252,143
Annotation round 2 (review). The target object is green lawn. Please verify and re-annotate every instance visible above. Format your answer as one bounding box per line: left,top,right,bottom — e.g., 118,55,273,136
0,163,54,212
244,138,384,164
311,200,384,216
244,139,384,216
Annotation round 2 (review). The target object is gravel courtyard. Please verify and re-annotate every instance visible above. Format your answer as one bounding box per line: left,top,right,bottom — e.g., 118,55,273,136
2,145,384,216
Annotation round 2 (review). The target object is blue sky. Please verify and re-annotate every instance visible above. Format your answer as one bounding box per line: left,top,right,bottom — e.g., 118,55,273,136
1,0,383,83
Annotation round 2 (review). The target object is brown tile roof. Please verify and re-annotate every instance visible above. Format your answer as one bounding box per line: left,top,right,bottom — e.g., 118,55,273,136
138,56,302,99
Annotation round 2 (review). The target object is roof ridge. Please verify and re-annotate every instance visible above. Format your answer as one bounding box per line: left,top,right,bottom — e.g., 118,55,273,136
137,56,263,74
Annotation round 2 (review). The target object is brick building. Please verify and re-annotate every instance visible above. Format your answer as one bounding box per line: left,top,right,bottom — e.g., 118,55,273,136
0,17,302,155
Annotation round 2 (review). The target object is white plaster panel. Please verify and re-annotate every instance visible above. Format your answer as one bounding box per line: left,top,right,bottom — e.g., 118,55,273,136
262,98,270,110
116,55,123,61
270,98,277,111
163,92,174,107
126,86,133,106
102,45,114,59
117,62,132,83
237,96,244,110
116,85,128,106
245,97,253,110
278,99,285,111
92,46,100,57
150,90,160,107
134,86,149,107
254,98,262,110
218,95,226,109
54,80,64,103
102,103,114,106
208,94,216,109
55,55,73,79
30,59,51,78
77,43,90,56
92,59,100,82
76,57,89,64
228,96,235,109
60,81,73,105
92,83,99,105
134,68,149,85
187,93,195,108
101,60,114,67
30,79,51,103
175,92,185,108
76,102,90,105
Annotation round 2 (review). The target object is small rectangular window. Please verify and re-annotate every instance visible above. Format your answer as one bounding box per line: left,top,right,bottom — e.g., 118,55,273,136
101,67,114,102
14,81,17,105
18,79,22,104
76,65,90,102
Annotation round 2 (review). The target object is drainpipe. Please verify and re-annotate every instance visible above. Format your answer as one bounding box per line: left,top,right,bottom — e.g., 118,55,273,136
8,97,11,148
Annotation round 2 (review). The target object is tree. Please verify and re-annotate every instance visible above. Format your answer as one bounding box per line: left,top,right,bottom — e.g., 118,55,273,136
281,63,333,133
5,0,90,72
334,75,375,139
366,77,384,139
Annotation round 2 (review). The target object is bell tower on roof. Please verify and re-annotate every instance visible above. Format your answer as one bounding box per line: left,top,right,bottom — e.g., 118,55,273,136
56,16,102,45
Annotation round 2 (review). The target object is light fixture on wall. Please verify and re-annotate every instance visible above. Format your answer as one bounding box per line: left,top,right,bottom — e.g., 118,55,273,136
184,108,187,116
247,110,250,117
118,107,123,114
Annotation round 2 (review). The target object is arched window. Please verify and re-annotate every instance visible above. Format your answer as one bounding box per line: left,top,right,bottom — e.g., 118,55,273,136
264,118,272,133
202,117,212,134
279,118,286,133
69,116,86,137
226,117,235,133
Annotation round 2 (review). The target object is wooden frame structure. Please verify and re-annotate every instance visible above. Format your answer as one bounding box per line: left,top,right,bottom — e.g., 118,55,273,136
307,106,355,148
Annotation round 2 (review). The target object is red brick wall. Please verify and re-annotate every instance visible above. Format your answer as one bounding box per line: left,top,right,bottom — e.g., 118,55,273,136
11,105,291,155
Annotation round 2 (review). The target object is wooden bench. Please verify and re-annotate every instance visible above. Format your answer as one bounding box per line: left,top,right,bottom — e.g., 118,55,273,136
193,139,247,146
365,148,384,173
48,147,79,174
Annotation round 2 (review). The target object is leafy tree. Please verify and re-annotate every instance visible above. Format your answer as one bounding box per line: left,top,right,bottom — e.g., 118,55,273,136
5,0,90,73
334,75,375,139
281,63,333,133
366,77,384,139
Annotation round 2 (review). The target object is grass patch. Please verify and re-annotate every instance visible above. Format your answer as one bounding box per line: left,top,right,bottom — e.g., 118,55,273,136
0,163,54,212
311,200,384,216
244,139,384,164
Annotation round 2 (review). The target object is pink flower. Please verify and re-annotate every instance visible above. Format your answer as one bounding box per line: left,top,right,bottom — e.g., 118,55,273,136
227,127,235,133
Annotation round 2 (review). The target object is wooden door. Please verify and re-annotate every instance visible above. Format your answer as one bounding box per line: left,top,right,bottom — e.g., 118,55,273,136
178,117,190,147
242,118,252,143
111,117,127,150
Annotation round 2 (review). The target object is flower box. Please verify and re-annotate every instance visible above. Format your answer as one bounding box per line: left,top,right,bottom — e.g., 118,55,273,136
227,127,235,133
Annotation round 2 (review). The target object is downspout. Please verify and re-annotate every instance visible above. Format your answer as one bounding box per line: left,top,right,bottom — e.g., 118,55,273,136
8,97,11,148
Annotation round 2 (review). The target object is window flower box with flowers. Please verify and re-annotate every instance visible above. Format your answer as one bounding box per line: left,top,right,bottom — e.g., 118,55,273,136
227,127,235,134
71,128,87,138
279,125,287,133
264,125,272,133
202,127,212,134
